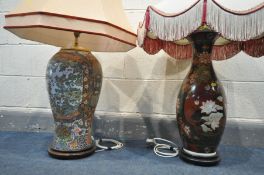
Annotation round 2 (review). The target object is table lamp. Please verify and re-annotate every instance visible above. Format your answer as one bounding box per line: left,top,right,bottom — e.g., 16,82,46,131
4,0,136,159
138,0,264,165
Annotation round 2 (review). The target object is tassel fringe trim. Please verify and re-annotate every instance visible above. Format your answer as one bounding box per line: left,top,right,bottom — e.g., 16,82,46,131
143,37,264,60
147,0,203,41
138,0,264,44
138,0,264,59
207,0,264,41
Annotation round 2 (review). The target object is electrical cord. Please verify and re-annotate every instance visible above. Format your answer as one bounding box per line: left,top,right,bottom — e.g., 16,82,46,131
95,138,124,152
146,138,179,158
94,137,178,158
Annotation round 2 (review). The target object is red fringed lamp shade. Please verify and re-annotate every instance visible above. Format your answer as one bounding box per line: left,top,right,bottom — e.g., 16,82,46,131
138,0,264,60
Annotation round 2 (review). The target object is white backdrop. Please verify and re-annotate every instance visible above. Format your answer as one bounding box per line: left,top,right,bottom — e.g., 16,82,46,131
0,0,264,121
155,0,264,12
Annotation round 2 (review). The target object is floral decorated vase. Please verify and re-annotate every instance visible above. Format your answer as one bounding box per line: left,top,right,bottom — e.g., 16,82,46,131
176,31,226,165
46,48,102,159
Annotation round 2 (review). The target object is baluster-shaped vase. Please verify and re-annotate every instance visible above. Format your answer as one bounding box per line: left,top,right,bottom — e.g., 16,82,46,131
177,31,226,166
46,48,102,159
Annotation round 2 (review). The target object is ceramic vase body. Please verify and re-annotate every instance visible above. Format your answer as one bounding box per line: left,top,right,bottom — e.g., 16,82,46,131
46,49,102,159
176,32,226,165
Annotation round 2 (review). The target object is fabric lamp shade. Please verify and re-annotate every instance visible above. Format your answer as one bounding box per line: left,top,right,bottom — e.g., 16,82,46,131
138,0,264,60
4,0,136,52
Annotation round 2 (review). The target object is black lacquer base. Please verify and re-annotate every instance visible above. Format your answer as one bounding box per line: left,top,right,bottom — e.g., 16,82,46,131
48,144,96,160
179,148,221,166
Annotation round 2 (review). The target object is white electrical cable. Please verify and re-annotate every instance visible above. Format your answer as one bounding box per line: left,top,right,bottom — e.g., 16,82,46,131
94,137,178,158
95,138,124,152
146,138,179,158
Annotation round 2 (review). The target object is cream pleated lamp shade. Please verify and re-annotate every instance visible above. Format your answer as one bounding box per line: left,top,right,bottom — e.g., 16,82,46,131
4,0,136,52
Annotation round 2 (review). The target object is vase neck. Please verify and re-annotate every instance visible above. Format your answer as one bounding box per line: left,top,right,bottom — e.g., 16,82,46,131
189,32,218,67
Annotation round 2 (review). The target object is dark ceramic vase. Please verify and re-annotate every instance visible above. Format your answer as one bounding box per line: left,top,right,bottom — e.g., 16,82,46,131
46,49,102,159
176,32,226,166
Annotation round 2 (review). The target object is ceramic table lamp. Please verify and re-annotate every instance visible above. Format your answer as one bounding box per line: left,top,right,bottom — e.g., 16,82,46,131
4,0,136,159
138,0,264,166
